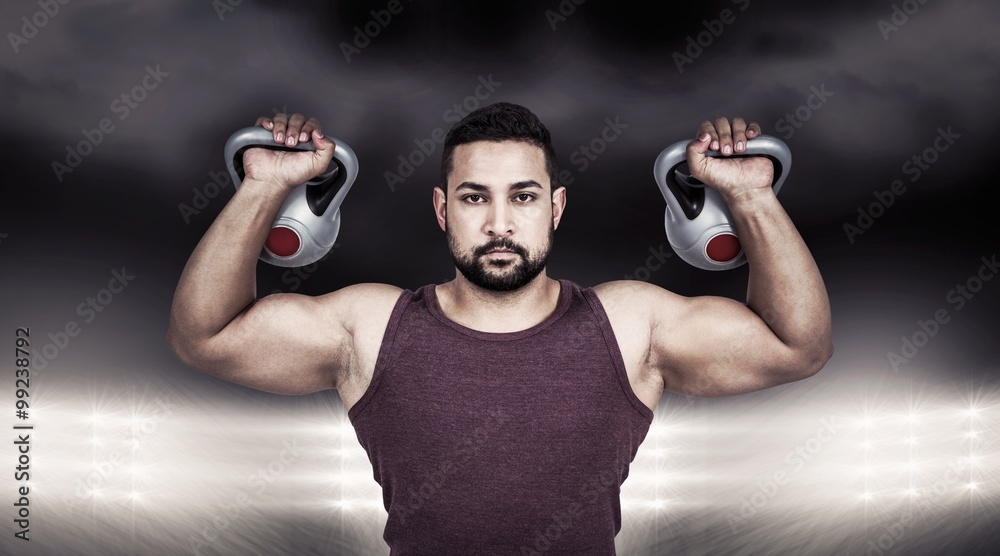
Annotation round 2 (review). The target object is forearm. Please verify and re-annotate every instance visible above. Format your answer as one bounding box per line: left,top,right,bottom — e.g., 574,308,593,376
168,178,287,347
725,188,832,357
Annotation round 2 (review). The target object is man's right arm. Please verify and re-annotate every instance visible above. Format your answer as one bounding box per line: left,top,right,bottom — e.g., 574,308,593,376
166,172,346,394
167,112,376,394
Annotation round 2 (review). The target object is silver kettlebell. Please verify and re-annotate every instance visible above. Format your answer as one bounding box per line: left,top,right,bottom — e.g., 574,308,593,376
224,127,359,267
653,135,791,270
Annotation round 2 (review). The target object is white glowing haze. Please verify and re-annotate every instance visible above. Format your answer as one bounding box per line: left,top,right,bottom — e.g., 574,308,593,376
6,368,996,555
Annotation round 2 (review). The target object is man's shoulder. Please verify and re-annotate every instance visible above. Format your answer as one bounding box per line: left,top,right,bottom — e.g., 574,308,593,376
333,281,408,300
590,279,689,327
313,282,408,334
590,279,681,305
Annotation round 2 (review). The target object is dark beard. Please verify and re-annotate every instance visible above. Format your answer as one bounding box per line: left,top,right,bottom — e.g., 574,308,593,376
446,221,554,292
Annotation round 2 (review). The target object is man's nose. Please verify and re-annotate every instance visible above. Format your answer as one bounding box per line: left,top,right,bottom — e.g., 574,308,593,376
484,201,514,235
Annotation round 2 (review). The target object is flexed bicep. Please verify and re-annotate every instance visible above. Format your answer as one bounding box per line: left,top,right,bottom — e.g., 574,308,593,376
647,290,805,398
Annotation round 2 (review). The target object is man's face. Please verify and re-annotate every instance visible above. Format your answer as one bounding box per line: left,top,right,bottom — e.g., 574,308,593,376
435,140,566,292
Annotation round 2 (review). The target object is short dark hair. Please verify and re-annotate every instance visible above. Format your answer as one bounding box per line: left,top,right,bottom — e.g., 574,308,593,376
440,102,559,192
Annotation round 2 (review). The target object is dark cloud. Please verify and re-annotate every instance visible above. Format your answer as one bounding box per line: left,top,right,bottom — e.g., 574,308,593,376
0,0,998,260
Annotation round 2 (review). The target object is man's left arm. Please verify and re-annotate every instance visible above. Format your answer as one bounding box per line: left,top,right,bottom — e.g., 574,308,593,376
644,117,833,397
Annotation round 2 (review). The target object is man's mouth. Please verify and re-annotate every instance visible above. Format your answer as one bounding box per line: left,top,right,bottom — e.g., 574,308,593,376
483,248,519,259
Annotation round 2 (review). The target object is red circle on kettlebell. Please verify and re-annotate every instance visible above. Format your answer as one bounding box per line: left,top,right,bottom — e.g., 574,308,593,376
265,226,301,257
706,233,742,263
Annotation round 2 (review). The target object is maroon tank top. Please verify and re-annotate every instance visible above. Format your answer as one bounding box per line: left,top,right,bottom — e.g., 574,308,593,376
348,278,654,555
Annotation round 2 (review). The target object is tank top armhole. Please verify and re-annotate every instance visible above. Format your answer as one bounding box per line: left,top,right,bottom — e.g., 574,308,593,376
347,288,414,424
581,287,655,422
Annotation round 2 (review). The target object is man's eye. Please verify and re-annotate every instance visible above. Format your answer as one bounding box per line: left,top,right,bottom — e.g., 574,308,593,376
463,194,533,203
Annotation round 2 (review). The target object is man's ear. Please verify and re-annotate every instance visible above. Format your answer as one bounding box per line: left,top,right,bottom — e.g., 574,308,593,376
552,185,567,231
433,186,447,232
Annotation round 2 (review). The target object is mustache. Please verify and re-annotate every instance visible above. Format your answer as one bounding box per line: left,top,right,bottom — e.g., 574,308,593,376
477,240,524,256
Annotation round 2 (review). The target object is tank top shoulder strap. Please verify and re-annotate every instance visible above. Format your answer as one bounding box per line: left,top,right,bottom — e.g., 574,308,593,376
346,286,415,422
578,284,655,422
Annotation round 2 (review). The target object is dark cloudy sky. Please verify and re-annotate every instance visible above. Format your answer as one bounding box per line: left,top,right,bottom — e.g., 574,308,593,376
1,1,999,555
2,0,999,285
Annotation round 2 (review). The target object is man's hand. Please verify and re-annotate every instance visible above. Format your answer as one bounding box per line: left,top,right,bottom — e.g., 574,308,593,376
245,112,336,190
686,117,773,202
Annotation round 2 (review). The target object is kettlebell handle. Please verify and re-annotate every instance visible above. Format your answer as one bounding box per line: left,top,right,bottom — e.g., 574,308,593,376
653,134,792,202
224,126,359,212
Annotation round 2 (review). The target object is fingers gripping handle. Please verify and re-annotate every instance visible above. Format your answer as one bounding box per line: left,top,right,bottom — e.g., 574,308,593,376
653,134,792,199
652,134,792,271
225,127,360,268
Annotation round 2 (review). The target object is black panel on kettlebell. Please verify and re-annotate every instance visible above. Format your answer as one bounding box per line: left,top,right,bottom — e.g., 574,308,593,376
306,159,346,217
666,161,705,221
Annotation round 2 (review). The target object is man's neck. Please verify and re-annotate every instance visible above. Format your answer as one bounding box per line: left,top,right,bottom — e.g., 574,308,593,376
435,274,561,333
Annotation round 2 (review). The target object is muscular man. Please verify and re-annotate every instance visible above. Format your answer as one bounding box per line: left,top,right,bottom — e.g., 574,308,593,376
167,103,832,555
